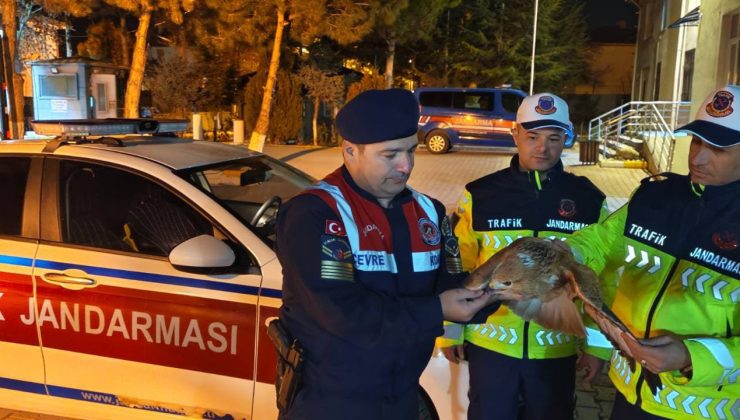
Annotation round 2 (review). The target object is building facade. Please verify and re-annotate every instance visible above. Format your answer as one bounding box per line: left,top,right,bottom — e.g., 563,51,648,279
632,0,740,171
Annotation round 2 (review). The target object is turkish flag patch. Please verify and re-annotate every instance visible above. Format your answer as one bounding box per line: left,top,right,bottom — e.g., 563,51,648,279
325,220,346,236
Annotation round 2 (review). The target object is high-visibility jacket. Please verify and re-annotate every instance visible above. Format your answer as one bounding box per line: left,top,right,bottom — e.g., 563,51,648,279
568,173,739,419
438,156,608,359
278,167,464,408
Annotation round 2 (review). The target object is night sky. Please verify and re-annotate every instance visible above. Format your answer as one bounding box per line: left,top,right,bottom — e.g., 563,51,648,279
585,0,639,28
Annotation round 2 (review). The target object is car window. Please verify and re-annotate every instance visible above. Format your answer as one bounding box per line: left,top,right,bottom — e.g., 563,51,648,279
0,157,31,236
183,155,312,232
453,92,493,111
501,93,524,114
418,91,452,108
59,160,216,256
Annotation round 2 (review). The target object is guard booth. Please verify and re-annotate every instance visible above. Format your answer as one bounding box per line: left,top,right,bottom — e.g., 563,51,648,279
30,57,127,120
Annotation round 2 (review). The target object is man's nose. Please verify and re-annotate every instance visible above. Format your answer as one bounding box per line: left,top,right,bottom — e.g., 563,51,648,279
690,144,710,165
533,137,547,152
397,154,412,173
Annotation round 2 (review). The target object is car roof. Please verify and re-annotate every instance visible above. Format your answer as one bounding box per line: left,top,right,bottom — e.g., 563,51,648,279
0,136,262,171
413,87,527,95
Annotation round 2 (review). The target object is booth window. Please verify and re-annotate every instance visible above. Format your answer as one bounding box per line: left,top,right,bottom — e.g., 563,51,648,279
39,74,78,98
97,83,108,111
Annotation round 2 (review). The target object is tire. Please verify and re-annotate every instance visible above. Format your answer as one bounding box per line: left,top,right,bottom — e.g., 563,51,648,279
418,386,440,420
425,130,450,154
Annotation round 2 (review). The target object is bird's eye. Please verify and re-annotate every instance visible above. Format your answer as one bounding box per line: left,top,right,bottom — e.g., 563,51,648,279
503,281,512,286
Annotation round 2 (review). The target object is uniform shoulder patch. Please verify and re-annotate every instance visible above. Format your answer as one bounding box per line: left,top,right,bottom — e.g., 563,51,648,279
320,234,354,281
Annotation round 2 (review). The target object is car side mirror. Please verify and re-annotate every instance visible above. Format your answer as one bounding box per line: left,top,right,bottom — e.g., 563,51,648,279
169,235,236,273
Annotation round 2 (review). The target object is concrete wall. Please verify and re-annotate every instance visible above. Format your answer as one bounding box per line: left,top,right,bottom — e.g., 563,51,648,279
574,44,635,96
692,0,740,110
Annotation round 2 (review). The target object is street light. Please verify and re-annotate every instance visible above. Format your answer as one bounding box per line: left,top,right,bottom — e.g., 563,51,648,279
529,0,539,95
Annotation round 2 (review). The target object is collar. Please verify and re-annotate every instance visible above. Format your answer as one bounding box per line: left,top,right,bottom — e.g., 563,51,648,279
508,155,564,190
340,166,412,208
694,177,740,201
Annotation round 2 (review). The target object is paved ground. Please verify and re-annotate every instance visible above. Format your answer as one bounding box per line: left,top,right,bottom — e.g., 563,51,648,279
2,143,646,420
266,144,646,213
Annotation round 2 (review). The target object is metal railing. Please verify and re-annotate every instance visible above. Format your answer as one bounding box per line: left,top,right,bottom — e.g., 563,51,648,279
587,101,691,173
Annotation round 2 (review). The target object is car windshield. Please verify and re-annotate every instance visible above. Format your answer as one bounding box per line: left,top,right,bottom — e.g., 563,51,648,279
180,154,314,241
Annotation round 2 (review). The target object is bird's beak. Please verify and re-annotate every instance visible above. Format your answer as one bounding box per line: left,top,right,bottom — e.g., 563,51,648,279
489,280,508,290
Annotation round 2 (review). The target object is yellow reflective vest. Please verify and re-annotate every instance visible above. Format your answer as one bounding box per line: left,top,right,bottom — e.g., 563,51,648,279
568,174,739,419
438,157,608,359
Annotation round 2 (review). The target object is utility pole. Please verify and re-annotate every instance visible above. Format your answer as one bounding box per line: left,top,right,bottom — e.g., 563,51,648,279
529,0,539,95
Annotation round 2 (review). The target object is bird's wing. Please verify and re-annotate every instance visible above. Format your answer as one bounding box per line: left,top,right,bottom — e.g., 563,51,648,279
530,270,585,337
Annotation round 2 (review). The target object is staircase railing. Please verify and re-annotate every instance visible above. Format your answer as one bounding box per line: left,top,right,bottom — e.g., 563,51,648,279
587,101,691,173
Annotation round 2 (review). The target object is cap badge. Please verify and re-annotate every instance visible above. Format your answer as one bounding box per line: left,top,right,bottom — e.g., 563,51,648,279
558,199,577,218
535,96,557,115
706,90,734,118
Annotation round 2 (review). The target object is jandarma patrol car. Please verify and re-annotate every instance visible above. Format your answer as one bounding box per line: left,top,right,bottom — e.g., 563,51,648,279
0,119,469,420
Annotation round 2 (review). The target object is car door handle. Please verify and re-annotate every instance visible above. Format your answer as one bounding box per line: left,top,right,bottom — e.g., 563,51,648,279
42,272,97,289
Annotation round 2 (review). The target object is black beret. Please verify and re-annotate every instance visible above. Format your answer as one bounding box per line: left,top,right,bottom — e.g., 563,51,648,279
336,89,420,144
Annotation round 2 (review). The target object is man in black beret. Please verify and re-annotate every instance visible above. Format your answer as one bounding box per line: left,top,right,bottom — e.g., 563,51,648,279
275,89,497,419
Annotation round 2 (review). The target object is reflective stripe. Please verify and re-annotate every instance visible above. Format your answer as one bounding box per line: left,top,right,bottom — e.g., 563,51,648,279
585,327,613,348
313,182,440,274
412,250,440,272
442,323,463,339
473,323,519,344
698,398,712,419
354,250,398,273
410,188,438,224
314,181,362,253
688,338,734,383
534,330,569,346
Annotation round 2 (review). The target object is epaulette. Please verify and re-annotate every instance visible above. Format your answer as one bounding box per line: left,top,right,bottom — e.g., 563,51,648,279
640,172,682,184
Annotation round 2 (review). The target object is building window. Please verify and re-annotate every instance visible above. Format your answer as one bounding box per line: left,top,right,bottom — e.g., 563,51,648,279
654,62,662,100
39,74,78,98
726,12,740,84
681,49,695,102
96,83,108,112
661,0,669,31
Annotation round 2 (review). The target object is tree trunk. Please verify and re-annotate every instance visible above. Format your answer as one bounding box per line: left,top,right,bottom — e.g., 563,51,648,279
2,0,24,138
65,16,73,57
248,6,286,152
123,10,152,118
384,36,395,89
312,96,319,146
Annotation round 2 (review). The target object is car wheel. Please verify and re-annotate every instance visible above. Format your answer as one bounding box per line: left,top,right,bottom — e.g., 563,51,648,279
418,386,440,420
425,130,450,154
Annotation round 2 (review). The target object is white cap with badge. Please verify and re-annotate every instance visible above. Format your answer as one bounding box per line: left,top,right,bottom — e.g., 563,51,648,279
516,93,574,142
675,84,740,148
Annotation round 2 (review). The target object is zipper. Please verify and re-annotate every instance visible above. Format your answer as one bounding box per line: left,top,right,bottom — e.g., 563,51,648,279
633,260,679,407
523,169,542,360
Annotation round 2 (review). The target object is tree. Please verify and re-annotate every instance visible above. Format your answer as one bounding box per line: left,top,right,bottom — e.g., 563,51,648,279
34,0,98,56
373,0,452,88
298,64,344,145
413,0,589,92
103,0,195,118
346,73,385,102
247,0,377,152
77,19,130,66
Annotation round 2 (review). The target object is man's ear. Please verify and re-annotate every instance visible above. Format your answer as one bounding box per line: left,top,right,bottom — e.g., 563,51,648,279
511,125,520,146
342,140,358,162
